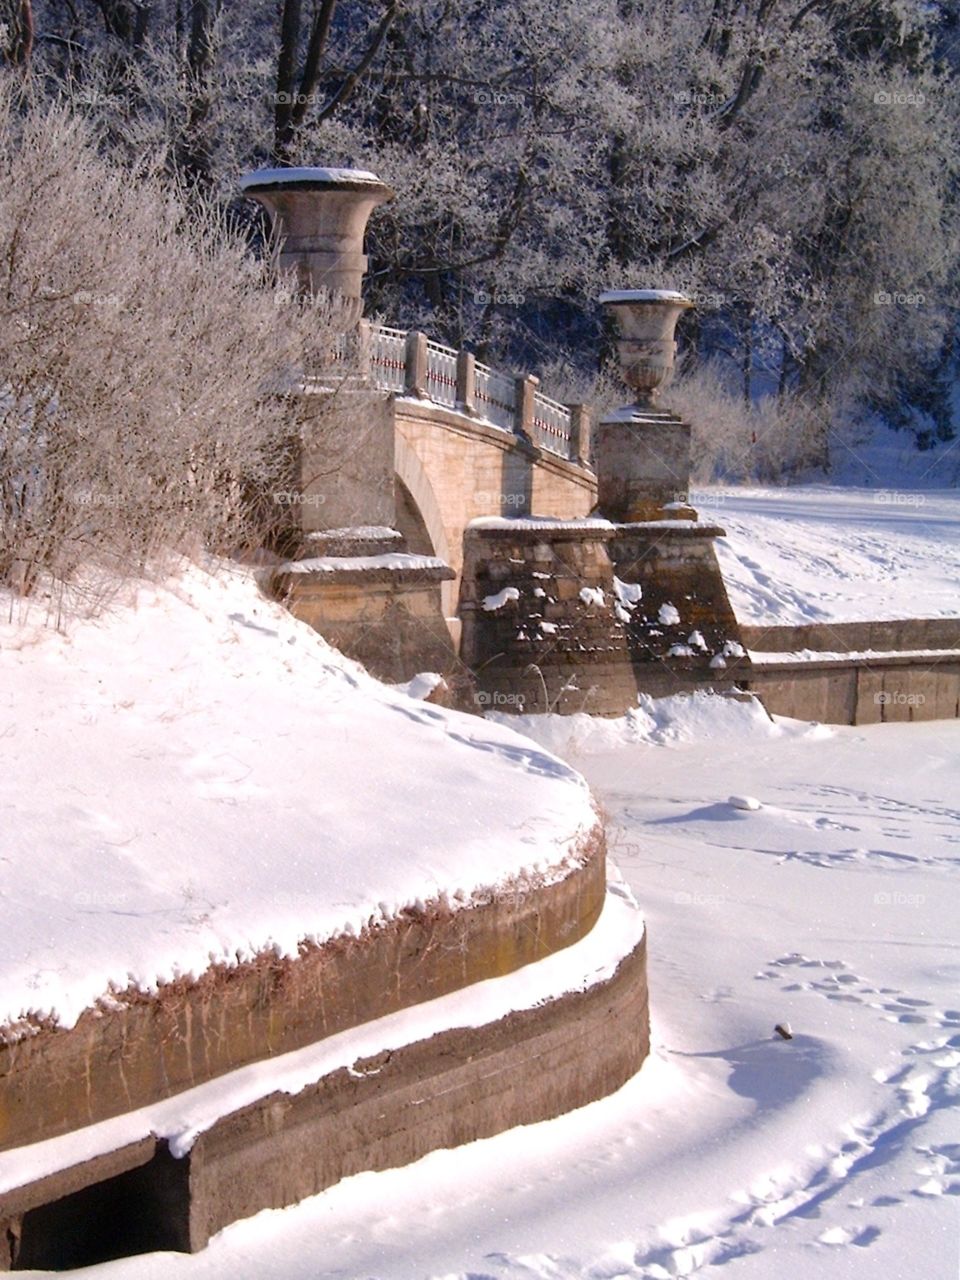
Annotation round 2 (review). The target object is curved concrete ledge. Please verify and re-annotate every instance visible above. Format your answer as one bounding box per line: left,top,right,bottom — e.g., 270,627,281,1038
1,901,648,1265
0,827,606,1155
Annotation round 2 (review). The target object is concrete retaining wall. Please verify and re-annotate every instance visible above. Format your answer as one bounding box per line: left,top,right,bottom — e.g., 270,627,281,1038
740,618,960,654
0,924,648,1266
745,653,960,724
0,829,605,1154
742,619,960,724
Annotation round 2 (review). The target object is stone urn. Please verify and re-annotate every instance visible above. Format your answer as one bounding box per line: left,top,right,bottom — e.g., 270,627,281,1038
598,289,694,407
594,289,696,522
240,166,394,324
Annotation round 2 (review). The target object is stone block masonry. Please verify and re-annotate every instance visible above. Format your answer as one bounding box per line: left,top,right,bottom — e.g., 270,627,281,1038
1,917,648,1265
460,521,750,716
0,829,605,1156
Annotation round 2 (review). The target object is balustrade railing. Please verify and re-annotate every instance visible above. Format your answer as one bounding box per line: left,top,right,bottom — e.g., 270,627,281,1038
368,324,407,394
424,339,458,409
531,389,574,456
474,361,517,432
323,322,590,465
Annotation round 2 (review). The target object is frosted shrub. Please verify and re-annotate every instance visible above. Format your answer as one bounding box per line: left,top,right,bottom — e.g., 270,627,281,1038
0,82,341,603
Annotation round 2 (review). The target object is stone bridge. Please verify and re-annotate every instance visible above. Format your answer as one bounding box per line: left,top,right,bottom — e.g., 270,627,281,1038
346,324,597,626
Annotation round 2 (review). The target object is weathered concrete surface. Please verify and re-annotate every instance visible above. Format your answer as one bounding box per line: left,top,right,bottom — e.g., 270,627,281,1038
0,922,648,1265
745,654,960,724
460,522,750,716
270,558,462,685
187,927,648,1249
0,829,605,1155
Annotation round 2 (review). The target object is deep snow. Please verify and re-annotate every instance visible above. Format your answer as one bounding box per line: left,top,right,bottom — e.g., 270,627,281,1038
23,693,957,1280
0,564,596,1036
5,484,959,1280
700,485,960,624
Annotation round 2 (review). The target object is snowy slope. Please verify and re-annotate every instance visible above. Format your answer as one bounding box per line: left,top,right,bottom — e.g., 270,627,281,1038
0,563,597,1035
697,485,960,623
81,695,959,1280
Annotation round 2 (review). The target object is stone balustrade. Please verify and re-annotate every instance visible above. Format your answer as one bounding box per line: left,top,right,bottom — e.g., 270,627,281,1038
327,322,592,467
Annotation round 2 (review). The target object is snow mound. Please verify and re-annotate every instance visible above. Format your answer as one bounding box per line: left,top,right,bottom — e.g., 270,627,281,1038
489,690,821,758
0,563,597,1034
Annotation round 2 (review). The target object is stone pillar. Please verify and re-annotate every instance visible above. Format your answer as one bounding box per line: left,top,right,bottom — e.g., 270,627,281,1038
240,166,396,543
514,374,539,442
405,330,429,398
569,403,592,466
456,349,477,415
594,290,696,522
239,166,393,323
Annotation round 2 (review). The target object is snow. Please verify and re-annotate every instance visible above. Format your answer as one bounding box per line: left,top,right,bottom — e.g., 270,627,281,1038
598,289,693,305
482,586,520,611
0,563,596,1035
658,602,681,625
302,526,401,541
277,552,447,573
698,485,960,623
0,876,644,1193
579,586,605,607
397,671,444,700
468,516,615,531
749,647,960,664
614,577,643,609
5,480,960,1278
69,694,960,1280
239,167,384,189
727,793,762,811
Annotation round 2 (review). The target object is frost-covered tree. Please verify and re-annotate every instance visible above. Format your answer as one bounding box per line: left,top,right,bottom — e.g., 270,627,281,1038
15,0,960,473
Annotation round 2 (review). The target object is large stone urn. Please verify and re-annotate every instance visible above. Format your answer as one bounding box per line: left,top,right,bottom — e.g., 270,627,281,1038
239,166,394,323
599,289,694,406
594,289,695,522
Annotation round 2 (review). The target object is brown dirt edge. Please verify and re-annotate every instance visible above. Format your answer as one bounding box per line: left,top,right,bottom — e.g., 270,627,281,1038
0,822,606,1154
1,924,648,1262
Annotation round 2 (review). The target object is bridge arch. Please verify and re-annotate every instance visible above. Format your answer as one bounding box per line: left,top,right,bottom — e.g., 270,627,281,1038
394,430,457,620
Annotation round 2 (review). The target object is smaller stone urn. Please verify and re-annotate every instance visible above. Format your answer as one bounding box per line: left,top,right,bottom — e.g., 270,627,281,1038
240,166,394,324
594,289,695,522
598,289,694,406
